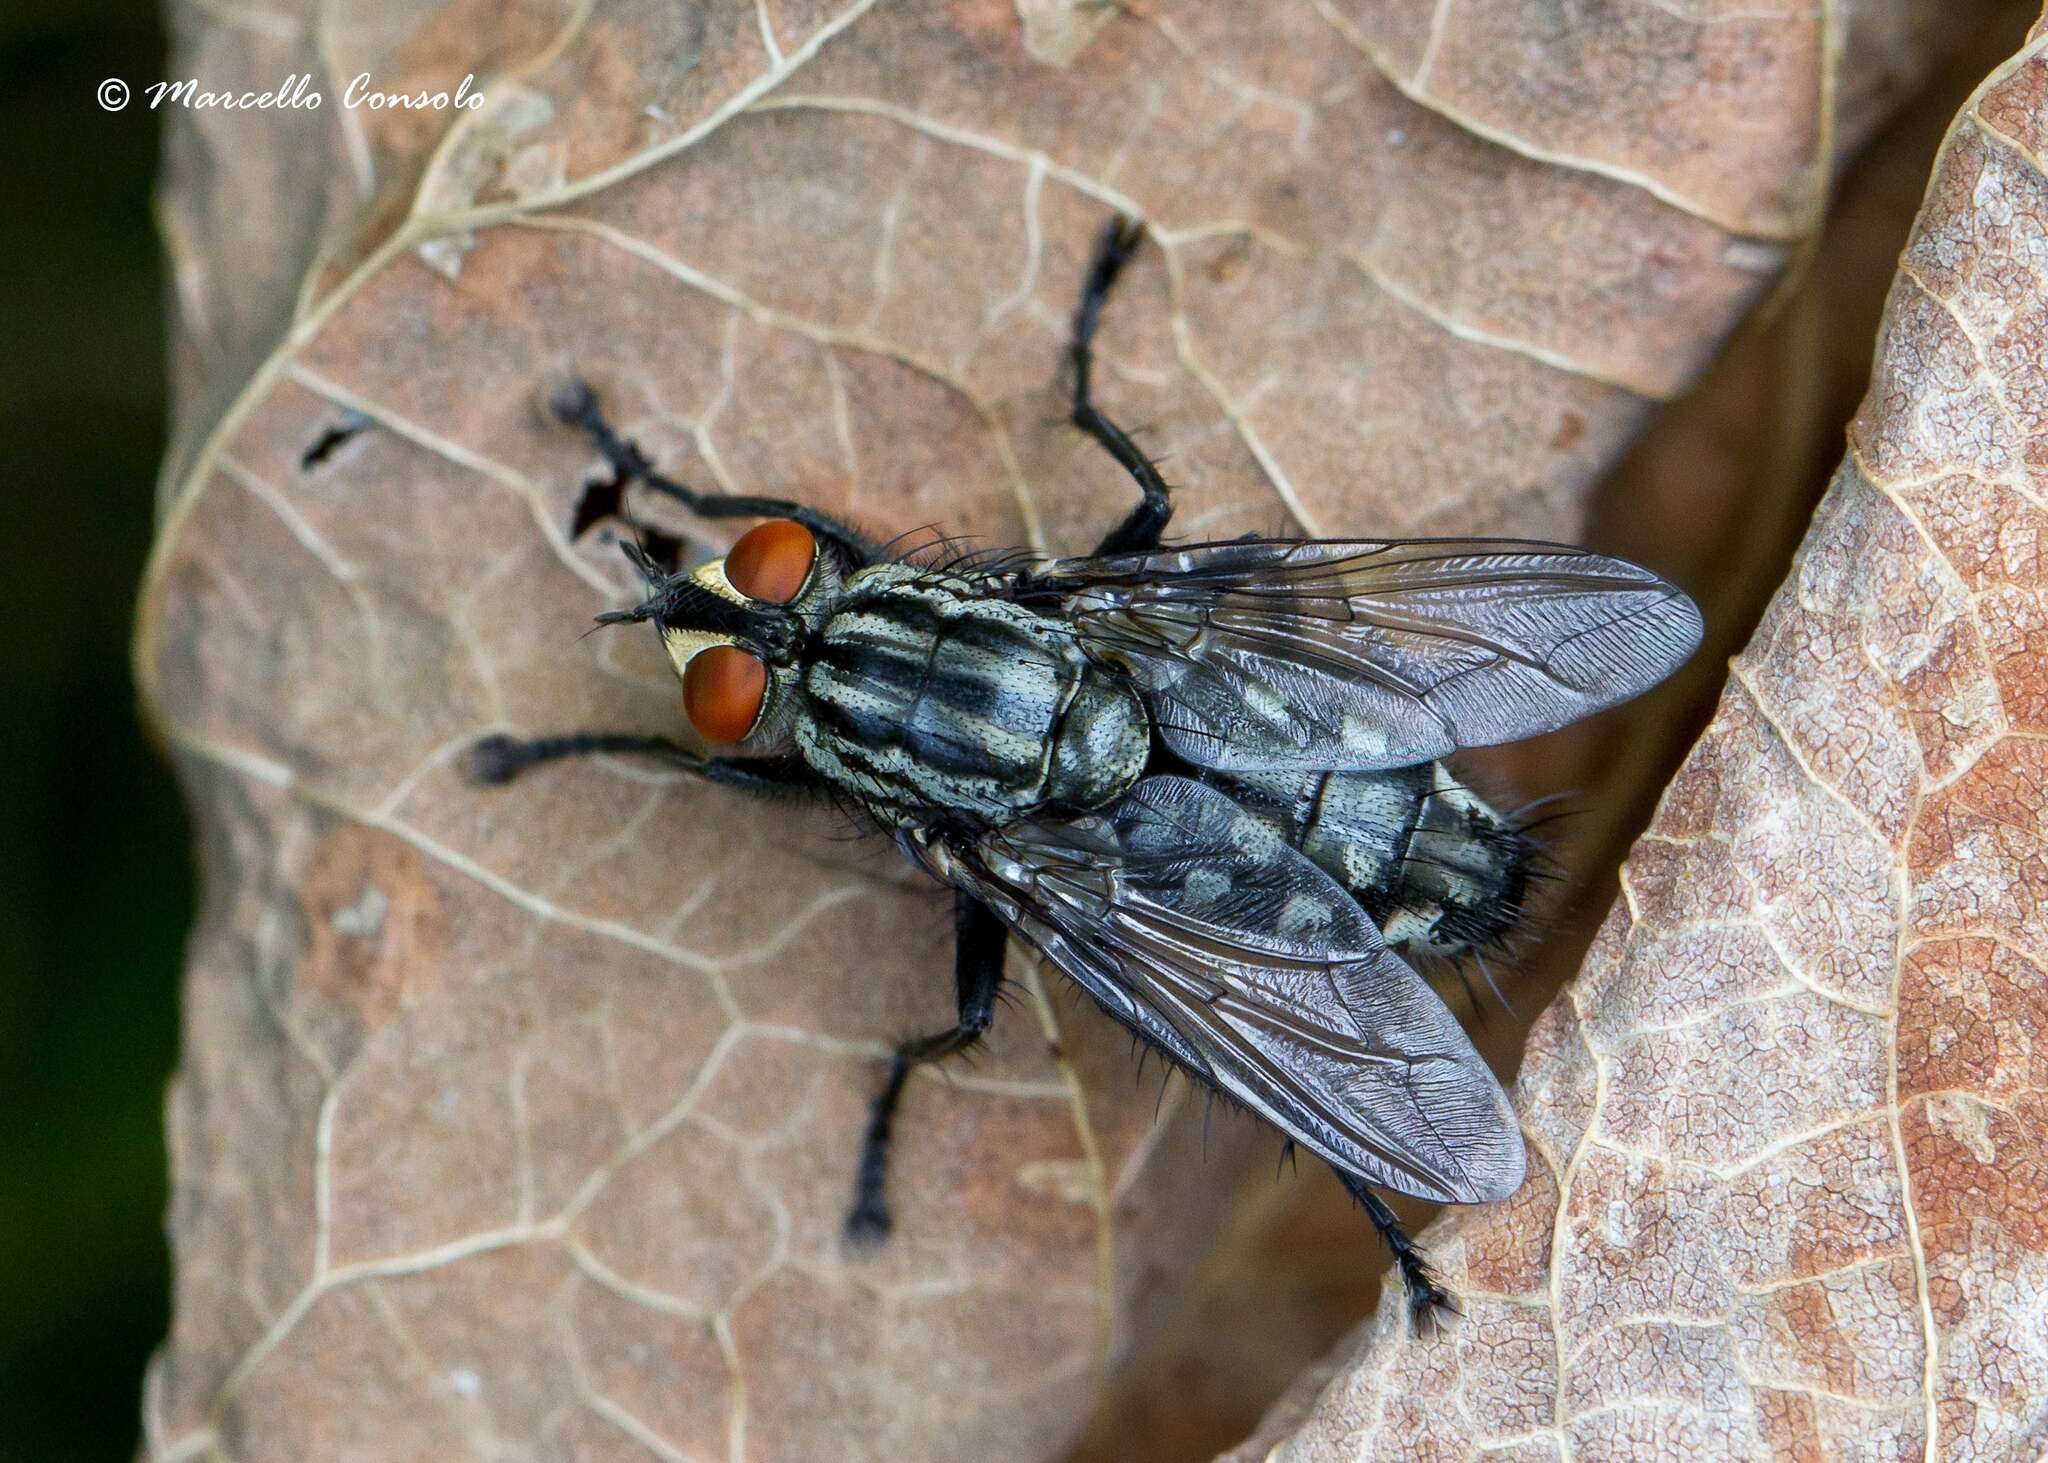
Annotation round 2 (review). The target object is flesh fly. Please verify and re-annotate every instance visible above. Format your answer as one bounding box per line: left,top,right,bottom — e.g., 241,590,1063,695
472,219,1701,1326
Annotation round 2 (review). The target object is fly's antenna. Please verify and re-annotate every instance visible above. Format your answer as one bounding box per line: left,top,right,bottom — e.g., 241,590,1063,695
593,568,759,642
593,603,657,628
578,538,692,641
588,541,673,629
621,539,667,590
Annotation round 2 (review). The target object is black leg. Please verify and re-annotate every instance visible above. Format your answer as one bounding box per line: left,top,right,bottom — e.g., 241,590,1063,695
465,731,825,802
1069,217,1174,557
1331,1165,1455,1334
845,893,1007,1246
552,381,879,564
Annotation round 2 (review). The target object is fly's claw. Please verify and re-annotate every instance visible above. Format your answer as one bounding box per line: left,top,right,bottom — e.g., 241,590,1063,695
1102,213,1145,270
1396,1250,1458,1338
466,733,533,786
843,1200,893,1252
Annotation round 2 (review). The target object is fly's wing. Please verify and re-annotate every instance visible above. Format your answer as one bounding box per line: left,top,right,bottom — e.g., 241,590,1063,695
1029,538,1702,771
909,775,1525,1204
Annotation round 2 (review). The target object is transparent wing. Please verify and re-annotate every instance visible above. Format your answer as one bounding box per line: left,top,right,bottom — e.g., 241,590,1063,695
1028,537,1702,771
910,775,1524,1203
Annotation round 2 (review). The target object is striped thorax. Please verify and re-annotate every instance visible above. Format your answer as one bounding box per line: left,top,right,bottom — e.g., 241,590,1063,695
797,566,1149,825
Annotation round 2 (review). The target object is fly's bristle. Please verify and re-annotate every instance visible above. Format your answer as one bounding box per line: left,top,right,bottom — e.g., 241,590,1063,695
1274,1138,1300,1183
875,522,953,563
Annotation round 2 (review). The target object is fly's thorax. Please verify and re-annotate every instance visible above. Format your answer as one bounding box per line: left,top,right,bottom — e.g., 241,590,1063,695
793,566,1147,824
1208,763,1531,957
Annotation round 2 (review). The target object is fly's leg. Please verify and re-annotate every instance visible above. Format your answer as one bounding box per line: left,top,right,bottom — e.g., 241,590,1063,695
1069,216,1175,556
1332,1166,1456,1335
552,380,880,564
845,893,1007,1246
466,732,825,801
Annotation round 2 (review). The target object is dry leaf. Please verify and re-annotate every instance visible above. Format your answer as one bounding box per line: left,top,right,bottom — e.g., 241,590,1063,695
1083,19,2044,1455
1228,15,2048,1461
137,1,2023,1458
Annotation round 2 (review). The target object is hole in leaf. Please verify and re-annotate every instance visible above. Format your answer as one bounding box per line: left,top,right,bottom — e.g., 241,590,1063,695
298,409,372,470
574,473,684,575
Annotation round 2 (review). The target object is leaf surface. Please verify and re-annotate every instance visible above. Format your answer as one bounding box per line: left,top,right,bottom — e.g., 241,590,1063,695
139,1,2022,1458
1225,15,2048,1460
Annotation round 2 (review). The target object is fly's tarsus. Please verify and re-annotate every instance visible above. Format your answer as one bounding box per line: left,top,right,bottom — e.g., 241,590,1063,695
1341,1171,1457,1336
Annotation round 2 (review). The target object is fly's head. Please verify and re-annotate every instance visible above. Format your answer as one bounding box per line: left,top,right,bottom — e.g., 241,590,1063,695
600,518,840,753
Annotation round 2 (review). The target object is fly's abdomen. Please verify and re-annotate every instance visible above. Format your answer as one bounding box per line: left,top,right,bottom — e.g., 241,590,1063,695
1210,763,1531,957
799,568,1145,821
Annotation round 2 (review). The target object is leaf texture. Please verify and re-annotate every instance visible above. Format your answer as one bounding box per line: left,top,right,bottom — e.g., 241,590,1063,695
1225,16,2048,1461
137,1,2025,1459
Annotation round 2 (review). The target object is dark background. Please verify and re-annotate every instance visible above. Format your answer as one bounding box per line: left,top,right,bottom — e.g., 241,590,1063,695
0,1,186,1459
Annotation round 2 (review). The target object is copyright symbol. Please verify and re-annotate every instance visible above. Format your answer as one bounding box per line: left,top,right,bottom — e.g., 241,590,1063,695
98,78,129,111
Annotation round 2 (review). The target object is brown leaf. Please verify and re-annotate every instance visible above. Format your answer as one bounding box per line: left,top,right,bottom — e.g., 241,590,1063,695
1227,15,2048,1461
137,2,2023,1458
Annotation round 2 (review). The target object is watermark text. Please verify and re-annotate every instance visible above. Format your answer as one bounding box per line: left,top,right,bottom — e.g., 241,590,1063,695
99,72,484,113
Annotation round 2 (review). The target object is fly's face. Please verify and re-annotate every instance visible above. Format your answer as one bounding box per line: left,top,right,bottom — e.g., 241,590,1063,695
623,519,845,755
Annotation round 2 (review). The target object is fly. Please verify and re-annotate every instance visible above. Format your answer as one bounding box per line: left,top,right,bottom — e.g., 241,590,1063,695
469,218,1703,1328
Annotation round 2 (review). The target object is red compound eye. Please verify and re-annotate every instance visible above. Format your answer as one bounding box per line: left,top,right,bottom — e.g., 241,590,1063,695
682,645,768,744
724,518,817,604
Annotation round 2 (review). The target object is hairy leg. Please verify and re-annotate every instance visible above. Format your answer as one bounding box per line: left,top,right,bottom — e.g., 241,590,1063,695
1331,1165,1455,1334
553,380,880,563
466,731,825,801
1069,217,1174,557
845,892,1007,1245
